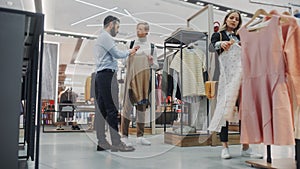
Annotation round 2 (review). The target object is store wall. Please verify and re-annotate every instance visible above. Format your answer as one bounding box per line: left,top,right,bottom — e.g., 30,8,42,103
42,43,58,100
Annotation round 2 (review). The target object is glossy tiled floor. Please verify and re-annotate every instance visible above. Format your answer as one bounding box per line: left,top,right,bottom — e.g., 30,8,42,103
20,128,296,169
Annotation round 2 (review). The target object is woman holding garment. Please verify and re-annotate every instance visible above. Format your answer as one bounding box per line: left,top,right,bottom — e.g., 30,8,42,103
209,10,263,159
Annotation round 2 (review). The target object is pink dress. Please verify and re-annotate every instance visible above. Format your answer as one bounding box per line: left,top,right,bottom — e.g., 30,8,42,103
239,16,294,145
280,16,300,139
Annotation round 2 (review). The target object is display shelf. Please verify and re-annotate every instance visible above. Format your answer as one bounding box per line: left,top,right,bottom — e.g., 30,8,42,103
128,127,153,135
42,103,96,133
165,29,207,45
163,29,209,145
164,132,212,147
42,111,54,125
211,132,240,146
42,125,94,133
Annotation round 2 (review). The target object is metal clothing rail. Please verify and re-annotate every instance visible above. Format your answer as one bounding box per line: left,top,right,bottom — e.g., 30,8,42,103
289,3,300,7
249,0,291,9
245,3,297,168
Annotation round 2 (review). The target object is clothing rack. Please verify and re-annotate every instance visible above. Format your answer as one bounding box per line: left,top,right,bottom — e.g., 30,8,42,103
249,0,293,14
163,29,208,136
0,7,44,169
249,0,291,9
243,5,297,168
289,3,300,8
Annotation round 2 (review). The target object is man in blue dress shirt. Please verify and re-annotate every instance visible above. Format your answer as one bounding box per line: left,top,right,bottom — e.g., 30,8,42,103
94,15,139,152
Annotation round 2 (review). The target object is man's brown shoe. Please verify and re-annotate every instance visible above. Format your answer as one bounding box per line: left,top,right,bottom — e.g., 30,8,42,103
111,142,135,152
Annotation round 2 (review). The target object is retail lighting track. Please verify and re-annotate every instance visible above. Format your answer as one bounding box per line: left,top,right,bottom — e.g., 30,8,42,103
44,30,164,49
86,23,186,27
74,0,173,31
44,30,97,40
44,30,131,44
71,7,118,26
182,0,255,18
123,9,139,23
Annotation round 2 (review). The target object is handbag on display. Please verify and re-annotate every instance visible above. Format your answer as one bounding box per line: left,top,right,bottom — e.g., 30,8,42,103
205,32,222,99
205,81,217,99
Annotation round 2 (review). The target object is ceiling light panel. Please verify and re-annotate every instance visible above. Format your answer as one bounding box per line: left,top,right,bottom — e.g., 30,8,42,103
182,0,255,18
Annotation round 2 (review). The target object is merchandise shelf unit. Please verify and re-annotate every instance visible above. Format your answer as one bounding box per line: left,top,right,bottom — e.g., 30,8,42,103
42,103,96,133
163,29,211,147
0,7,44,169
41,100,55,125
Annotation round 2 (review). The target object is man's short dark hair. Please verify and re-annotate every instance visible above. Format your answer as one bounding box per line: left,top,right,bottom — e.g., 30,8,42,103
103,15,120,28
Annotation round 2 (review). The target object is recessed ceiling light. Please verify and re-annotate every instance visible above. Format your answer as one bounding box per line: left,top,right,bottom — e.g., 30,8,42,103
213,6,220,10
196,2,204,6
241,13,248,17
6,1,14,6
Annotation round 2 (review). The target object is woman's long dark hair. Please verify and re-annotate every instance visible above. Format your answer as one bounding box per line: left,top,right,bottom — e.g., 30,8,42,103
219,10,242,34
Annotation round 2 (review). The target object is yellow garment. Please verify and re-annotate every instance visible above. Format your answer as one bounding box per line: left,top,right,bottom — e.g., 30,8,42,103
85,76,91,101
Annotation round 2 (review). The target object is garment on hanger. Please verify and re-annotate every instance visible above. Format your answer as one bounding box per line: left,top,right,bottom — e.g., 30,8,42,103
264,10,300,140
278,13,300,140
169,47,206,97
123,37,157,115
162,51,181,100
155,73,163,107
239,15,294,145
208,43,242,132
85,75,92,101
90,72,96,98
246,10,300,140
59,87,78,104
291,81,300,139
279,16,300,105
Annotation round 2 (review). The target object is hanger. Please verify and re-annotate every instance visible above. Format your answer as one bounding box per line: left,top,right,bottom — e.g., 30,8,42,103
244,9,272,28
282,11,291,16
247,9,290,31
248,18,263,28
187,43,195,49
268,10,290,25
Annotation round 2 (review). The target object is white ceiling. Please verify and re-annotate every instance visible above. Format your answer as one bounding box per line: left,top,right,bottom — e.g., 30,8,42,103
1,0,300,65
2,0,299,96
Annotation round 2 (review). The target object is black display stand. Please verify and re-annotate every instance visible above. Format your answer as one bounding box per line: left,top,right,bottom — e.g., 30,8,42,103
296,139,300,169
0,7,44,169
163,29,211,146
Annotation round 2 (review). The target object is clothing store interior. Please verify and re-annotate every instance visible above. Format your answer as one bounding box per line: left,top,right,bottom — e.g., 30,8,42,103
1,0,300,168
